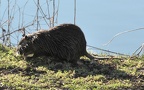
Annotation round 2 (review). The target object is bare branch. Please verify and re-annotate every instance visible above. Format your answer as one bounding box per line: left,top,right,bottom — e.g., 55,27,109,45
55,0,60,24
132,43,144,56
36,0,40,31
103,28,144,46
0,21,35,39
52,0,55,27
33,0,50,27
87,45,130,57
74,0,76,24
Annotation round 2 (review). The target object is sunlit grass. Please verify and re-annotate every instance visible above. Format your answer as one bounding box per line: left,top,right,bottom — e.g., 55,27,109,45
0,45,144,89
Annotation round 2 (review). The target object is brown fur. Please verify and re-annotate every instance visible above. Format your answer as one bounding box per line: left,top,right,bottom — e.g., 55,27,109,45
17,24,94,62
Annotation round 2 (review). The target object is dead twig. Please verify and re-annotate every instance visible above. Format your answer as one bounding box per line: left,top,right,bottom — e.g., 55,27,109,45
104,28,144,46
87,45,130,57
0,22,35,39
132,43,144,56
74,0,76,24
94,56,122,60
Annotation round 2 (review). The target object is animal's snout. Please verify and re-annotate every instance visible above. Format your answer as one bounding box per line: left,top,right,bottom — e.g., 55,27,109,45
17,44,30,55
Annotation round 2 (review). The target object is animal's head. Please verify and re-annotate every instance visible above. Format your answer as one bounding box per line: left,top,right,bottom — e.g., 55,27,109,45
17,34,35,57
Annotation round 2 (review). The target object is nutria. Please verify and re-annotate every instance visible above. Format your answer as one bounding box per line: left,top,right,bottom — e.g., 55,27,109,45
17,24,94,62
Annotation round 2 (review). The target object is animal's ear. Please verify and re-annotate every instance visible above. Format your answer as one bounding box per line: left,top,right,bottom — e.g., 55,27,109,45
25,35,31,40
25,35,28,39
25,35,33,41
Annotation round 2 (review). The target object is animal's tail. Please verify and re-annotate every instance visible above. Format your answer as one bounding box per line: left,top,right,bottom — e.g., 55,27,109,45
85,52,95,60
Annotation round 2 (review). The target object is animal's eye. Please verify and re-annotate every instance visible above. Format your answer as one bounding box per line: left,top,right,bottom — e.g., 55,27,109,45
20,40,28,46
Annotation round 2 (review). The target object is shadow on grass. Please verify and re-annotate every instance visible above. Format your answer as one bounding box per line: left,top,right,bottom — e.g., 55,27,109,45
0,66,46,76
1,56,143,89
0,55,135,80
23,56,134,79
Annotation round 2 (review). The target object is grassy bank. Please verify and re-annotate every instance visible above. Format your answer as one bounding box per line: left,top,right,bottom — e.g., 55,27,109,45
0,45,144,90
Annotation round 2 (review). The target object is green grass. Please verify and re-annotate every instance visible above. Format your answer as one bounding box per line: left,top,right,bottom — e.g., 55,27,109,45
0,44,144,90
